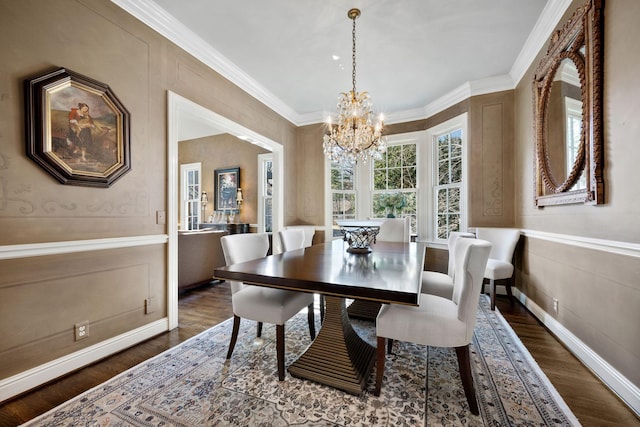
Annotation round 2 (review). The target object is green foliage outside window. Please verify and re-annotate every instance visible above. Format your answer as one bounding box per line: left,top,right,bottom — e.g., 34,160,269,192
372,143,417,234
373,192,406,217
373,144,416,190
331,163,354,190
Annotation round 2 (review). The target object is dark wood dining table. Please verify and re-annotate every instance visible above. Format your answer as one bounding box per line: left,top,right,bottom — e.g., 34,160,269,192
213,238,426,395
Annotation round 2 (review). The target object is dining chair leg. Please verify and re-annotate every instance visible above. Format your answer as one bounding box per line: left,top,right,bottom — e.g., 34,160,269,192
226,315,241,360
506,277,514,305
386,338,394,355
257,321,263,337
455,345,479,415
319,295,325,323
374,336,386,396
307,303,316,340
490,279,497,310
276,324,285,381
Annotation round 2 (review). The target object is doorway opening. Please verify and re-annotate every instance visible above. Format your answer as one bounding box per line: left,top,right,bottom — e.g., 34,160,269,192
167,91,284,328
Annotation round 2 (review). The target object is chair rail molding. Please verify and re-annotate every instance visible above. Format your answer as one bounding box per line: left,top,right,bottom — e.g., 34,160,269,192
0,234,168,260
521,229,640,259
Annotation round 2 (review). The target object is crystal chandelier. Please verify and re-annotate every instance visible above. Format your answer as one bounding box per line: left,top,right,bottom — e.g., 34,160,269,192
323,8,385,165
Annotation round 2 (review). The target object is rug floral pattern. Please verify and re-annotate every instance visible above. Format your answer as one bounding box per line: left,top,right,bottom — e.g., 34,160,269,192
23,296,580,426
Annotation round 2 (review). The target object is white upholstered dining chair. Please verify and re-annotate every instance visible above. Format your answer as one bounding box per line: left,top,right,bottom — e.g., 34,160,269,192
279,228,306,252
421,231,475,299
475,227,521,310
220,233,316,380
279,228,325,322
283,225,316,248
375,238,492,415
376,217,411,242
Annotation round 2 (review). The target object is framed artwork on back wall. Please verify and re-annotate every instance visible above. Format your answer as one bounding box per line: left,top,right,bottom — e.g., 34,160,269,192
214,167,240,212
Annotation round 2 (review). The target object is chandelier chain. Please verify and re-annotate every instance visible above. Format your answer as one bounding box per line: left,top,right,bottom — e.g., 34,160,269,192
352,14,357,95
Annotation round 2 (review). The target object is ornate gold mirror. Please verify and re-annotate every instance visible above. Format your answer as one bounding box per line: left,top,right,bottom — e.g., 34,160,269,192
533,0,604,207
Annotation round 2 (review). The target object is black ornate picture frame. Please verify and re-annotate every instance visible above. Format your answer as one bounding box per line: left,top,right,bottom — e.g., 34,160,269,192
25,67,131,187
214,167,240,212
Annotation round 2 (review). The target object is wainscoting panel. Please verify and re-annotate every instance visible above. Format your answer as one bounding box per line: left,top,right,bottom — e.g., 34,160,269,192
468,91,515,227
516,230,640,416
0,239,167,382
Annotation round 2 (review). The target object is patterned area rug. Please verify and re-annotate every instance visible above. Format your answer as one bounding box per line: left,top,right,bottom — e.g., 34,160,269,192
23,296,580,426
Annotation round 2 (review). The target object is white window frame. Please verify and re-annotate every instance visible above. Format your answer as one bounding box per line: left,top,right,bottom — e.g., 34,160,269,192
180,162,202,231
423,113,468,246
258,153,273,233
324,160,358,239
367,134,420,235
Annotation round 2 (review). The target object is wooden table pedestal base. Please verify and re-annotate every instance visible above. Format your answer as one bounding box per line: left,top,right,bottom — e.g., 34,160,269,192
288,296,375,395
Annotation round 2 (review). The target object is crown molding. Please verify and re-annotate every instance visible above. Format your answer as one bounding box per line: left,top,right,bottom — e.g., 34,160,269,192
111,0,299,125
113,0,570,127
510,0,573,86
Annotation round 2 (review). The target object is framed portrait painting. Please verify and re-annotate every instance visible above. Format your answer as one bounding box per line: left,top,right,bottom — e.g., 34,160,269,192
24,67,131,187
214,167,240,212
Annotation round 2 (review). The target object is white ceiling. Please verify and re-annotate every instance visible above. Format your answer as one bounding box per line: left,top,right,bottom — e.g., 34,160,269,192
114,0,570,127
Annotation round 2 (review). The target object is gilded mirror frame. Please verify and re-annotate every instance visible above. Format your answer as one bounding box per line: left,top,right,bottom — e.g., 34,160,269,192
533,0,604,207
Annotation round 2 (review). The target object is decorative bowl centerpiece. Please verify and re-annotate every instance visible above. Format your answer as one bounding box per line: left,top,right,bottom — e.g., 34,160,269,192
337,220,381,254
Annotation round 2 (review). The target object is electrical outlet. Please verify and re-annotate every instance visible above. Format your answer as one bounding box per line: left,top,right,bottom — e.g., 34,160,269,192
145,297,155,314
553,298,559,314
74,321,90,341
156,210,166,225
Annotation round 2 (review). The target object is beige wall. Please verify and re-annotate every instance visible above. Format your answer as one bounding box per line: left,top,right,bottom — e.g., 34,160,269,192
295,124,326,227
0,0,296,391
468,91,515,227
514,0,640,390
179,134,269,225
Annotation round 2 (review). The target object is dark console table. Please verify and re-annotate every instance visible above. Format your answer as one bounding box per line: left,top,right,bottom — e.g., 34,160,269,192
199,223,249,234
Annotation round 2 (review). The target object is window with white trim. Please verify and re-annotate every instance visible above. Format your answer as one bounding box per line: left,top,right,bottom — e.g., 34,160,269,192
371,142,417,234
330,161,356,237
258,154,273,232
434,129,463,239
180,162,202,231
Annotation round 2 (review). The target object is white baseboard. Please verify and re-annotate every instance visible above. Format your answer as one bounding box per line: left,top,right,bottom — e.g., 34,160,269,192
0,318,169,403
514,288,640,417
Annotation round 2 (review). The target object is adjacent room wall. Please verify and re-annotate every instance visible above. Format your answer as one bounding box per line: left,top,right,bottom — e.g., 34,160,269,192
178,134,269,226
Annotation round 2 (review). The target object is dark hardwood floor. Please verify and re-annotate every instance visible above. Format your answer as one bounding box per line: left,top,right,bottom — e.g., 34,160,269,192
0,282,638,426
